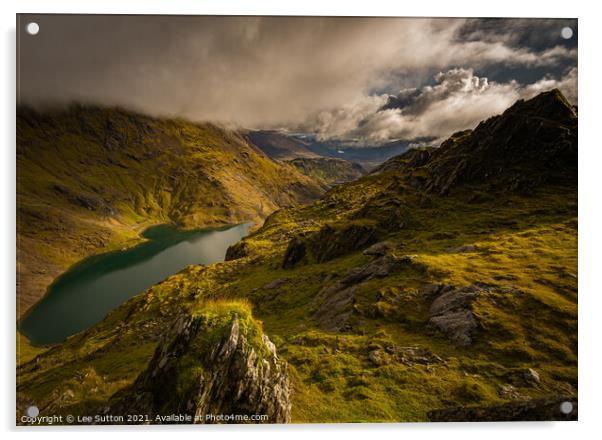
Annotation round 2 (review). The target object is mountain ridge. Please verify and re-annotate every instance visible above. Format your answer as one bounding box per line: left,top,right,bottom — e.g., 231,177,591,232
373,89,577,195
17,90,577,423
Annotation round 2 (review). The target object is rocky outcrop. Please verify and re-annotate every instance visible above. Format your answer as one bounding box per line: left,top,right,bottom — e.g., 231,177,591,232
282,222,379,268
362,241,392,256
225,241,252,261
312,284,357,332
428,285,483,346
428,397,577,421
282,237,307,268
312,255,405,331
523,368,541,386
422,89,577,195
310,222,379,262
107,312,291,424
369,346,442,367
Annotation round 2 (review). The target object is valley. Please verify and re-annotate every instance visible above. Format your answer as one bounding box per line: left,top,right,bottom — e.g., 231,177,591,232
16,90,578,423
16,105,326,321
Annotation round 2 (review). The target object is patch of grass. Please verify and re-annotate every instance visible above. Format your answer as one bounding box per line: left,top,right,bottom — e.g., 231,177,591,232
17,118,577,422
16,331,47,366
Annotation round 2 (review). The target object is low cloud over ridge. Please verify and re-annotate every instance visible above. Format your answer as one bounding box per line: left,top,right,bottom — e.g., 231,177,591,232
297,67,577,145
19,15,577,145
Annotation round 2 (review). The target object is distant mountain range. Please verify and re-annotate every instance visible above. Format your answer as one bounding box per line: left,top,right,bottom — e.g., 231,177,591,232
285,157,366,187
245,129,425,170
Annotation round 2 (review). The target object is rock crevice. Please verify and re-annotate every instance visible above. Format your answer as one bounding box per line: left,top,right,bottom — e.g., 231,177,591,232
107,313,291,424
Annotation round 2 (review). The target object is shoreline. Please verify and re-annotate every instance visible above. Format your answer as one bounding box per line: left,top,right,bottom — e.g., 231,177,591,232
17,220,256,351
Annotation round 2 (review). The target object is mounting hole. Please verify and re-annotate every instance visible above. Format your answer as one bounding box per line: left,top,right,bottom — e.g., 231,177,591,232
25,22,39,36
561,27,573,40
559,401,573,415
25,405,39,417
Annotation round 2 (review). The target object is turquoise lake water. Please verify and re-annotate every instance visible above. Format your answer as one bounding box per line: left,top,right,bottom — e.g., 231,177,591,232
20,223,251,346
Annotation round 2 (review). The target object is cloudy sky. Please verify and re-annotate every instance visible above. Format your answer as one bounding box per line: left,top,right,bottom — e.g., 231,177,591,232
18,15,577,145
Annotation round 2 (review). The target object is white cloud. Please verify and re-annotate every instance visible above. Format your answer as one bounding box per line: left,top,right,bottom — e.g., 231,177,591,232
299,67,577,145
523,67,577,104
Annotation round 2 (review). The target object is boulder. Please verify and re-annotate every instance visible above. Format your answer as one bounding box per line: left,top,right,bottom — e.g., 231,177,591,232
362,241,391,257
429,310,477,347
523,368,541,386
368,349,391,366
428,285,482,346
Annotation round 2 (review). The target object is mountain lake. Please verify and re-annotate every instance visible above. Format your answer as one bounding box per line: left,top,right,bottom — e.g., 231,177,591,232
20,223,251,346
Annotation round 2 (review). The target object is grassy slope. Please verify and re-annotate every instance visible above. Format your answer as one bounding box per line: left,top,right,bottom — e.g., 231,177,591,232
16,105,324,320
17,163,577,423
17,92,577,423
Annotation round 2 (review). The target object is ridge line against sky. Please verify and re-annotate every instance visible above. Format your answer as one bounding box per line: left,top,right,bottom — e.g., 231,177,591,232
18,16,577,146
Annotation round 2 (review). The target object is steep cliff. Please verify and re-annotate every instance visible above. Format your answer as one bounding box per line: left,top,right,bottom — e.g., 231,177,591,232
108,307,291,423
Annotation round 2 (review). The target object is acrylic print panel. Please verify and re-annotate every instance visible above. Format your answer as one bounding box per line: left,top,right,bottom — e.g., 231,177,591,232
16,14,577,425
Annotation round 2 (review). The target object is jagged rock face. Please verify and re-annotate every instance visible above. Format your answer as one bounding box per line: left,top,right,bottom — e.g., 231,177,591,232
423,89,577,195
224,241,252,261
373,90,577,195
282,222,379,268
108,314,291,424
312,254,406,331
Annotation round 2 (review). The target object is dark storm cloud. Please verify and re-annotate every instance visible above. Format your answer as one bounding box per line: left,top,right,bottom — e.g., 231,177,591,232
17,15,577,144
455,18,577,85
457,18,578,51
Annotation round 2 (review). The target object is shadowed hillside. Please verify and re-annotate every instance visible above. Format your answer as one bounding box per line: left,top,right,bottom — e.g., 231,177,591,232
17,105,324,317
244,130,319,160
